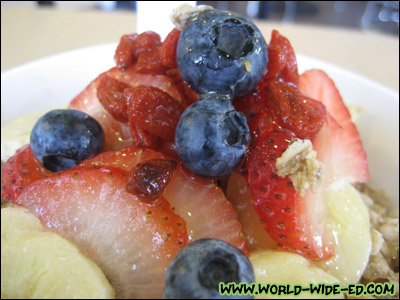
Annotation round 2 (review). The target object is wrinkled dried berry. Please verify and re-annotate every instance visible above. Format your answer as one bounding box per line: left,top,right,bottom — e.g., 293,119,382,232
127,158,177,202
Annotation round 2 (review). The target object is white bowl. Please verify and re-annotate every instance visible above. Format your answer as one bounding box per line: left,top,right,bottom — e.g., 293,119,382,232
1,44,399,209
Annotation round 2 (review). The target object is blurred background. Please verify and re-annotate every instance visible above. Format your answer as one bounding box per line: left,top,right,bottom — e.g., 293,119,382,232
2,1,399,35
2,1,399,92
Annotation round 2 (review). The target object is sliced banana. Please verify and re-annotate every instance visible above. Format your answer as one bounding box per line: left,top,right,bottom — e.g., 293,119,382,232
1,207,115,299
317,183,372,284
250,250,343,299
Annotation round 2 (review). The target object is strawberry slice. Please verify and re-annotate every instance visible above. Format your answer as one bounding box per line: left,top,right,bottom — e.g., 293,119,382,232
163,164,249,256
76,147,248,255
16,166,189,299
241,68,370,260
246,111,335,260
299,69,370,183
1,144,51,204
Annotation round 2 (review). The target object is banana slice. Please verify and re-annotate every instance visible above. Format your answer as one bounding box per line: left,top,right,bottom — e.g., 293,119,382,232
250,250,343,299
1,207,115,299
317,182,372,284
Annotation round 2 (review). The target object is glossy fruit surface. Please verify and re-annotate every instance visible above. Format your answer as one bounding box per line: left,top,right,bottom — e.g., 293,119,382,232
1,145,51,204
77,146,249,254
16,166,189,299
175,94,249,177
163,238,254,299
177,9,268,97
30,109,104,172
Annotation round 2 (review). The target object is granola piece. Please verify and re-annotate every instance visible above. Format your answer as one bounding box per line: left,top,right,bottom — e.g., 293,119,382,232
275,138,324,196
170,4,213,31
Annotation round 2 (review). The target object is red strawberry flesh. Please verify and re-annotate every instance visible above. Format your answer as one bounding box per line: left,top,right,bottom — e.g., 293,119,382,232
1,145,51,204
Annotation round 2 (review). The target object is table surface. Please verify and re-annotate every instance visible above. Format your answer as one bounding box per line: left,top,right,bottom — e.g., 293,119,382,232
1,6,399,92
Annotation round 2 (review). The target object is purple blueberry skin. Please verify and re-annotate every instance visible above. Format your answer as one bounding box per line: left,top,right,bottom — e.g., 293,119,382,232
30,109,104,172
175,94,249,178
177,9,268,98
163,238,254,299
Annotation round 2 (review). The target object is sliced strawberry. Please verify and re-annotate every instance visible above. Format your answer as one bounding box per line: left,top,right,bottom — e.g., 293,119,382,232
239,68,369,260
160,28,181,69
1,144,52,204
246,111,333,258
246,117,335,260
16,166,189,299
225,171,279,252
76,147,249,255
163,164,249,256
299,69,370,183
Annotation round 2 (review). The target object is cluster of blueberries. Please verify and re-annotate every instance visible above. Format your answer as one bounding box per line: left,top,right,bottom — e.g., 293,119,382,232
175,9,268,178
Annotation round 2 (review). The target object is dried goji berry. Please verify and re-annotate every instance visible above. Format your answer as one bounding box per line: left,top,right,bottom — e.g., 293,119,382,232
160,28,181,69
97,74,131,123
114,33,138,71
125,85,185,146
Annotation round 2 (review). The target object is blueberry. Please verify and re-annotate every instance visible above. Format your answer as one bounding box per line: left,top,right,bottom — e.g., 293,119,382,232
177,9,268,97
30,109,105,172
175,94,249,177
163,238,254,299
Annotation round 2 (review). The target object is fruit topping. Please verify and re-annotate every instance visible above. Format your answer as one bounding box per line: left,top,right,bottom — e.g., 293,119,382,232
76,146,248,254
261,80,326,140
245,117,335,260
163,238,254,299
176,9,268,97
165,68,200,107
114,33,138,72
264,29,299,86
125,85,184,150
299,69,370,183
16,166,189,299
1,207,116,299
1,144,51,204
175,94,249,177
127,158,177,202
30,109,105,172
160,28,181,69
97,73,131,122
225,171,278,252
